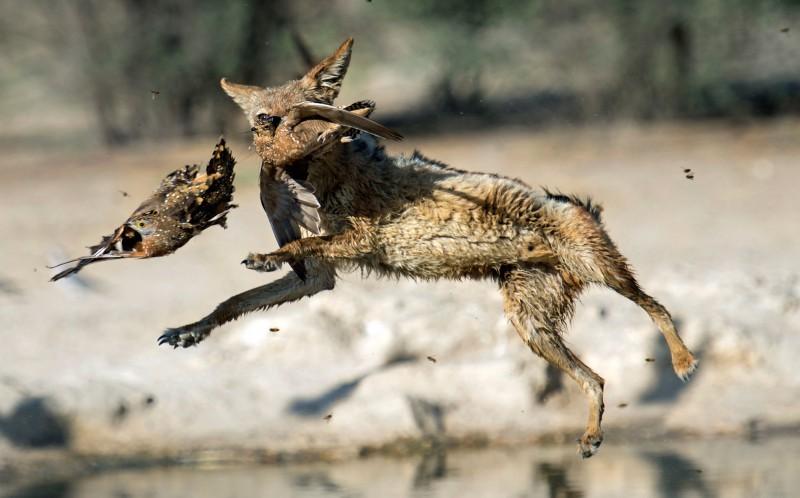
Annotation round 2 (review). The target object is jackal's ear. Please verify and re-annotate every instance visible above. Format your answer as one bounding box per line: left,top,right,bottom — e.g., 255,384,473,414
220,78,265,115
300,38,353,104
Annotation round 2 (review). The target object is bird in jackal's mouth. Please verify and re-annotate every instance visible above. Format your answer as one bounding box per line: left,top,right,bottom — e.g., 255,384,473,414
50,138,237,281
251,99,402,280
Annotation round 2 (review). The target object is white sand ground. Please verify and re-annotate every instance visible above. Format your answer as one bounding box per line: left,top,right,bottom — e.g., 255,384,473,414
1,122,799,478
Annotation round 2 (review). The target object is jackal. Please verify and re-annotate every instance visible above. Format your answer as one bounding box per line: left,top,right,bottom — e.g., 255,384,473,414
159,38,697,458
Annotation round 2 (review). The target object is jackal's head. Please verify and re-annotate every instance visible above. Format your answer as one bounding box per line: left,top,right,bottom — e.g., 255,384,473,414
220,38,353,128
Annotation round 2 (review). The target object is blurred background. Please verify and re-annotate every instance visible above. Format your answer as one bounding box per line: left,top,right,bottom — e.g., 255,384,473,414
1,1,799,497
3,0,800,147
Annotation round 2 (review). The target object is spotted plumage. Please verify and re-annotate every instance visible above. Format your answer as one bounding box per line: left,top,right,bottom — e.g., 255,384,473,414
50,139,236,281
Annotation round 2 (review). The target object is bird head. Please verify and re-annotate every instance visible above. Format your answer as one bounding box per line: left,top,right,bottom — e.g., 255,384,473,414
127,215,157,237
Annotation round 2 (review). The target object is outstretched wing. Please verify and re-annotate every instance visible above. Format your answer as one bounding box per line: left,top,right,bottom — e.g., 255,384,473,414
259,166,321,280
182,138,238,229
288,101,403,141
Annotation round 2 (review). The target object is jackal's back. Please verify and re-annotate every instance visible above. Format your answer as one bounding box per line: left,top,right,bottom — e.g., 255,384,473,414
302,143,567,279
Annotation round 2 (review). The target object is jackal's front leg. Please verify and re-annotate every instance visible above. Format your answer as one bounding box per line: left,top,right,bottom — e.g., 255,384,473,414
243,231,372,273
158,261,336,348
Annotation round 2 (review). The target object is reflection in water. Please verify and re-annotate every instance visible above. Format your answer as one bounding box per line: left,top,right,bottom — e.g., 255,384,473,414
534,463,583,498
412,448,448,489
292,471,344,495
2,437,798,498
643,452,713,498
3,481,71,498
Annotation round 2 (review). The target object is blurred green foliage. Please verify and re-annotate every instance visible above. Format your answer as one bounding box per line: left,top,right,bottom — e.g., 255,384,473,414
1,0,799,145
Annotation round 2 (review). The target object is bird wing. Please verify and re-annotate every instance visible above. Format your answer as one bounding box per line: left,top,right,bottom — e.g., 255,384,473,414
259,166,321,280
132,164,199,217
288,101,403,141
149,142,234,223
178,138,238,229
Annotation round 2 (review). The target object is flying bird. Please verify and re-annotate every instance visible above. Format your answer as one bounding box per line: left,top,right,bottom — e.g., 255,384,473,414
50,139,237,281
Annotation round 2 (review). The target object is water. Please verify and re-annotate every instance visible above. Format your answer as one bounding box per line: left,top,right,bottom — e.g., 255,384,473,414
4,437,799,498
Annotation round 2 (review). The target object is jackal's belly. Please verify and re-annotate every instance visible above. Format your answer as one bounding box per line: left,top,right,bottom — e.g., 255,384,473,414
374,205,551,278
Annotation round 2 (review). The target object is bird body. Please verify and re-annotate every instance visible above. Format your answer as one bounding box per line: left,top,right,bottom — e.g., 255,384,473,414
50,139,236,281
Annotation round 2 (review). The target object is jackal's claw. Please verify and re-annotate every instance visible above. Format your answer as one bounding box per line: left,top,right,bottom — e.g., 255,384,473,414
158,323,211,348
242,253,281,272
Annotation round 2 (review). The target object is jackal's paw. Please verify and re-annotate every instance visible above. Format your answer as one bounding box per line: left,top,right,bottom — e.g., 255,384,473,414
241,252,281,272
577,431,603,459
157,323,212,349
673,352,699,382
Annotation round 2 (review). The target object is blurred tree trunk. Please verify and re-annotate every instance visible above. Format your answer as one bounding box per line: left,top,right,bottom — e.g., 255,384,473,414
611,1,694,119
72,0,129,145
210,0,288,133
427,0,489,115
431,69,484,115
236,0,288,84
290,27,316,71
65,0,295,143
668,19,693,115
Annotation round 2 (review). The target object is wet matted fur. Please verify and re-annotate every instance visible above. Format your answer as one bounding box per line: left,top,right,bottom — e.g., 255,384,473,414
159,38,697,458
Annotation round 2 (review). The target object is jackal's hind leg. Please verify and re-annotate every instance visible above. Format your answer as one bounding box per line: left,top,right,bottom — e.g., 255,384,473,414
502,265,604,458
592,252,697,380
159,261,336,348
554,209,697,381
